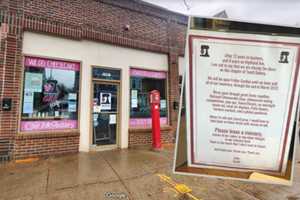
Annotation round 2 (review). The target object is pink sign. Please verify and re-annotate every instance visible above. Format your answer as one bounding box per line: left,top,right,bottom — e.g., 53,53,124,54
130,117,167,128
21,120,78,132
130,68,167,79
25,56,80,71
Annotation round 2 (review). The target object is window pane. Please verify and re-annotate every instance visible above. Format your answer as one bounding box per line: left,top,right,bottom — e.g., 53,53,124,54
130,77,167,118
21,57,80,132
129,68,168,128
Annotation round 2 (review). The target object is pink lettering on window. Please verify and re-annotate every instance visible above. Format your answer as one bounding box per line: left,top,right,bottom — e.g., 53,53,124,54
20,120,78,132
25,56,80,71
129,117,167,128
130,68,166,79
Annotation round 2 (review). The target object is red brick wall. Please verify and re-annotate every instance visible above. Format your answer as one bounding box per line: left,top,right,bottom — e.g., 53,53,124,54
0,11,23,158
14,132,80,160
128,128,175,147
0,0,187,159
20,0,187,54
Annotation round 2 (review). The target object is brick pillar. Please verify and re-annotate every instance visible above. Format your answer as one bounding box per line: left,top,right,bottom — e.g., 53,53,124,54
0,11,23,157
168,52,180,131
167,17,181,135
0,0,9,9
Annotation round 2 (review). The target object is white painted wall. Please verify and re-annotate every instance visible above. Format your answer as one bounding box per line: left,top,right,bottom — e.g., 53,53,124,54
22,32,168,152
178,56,185,76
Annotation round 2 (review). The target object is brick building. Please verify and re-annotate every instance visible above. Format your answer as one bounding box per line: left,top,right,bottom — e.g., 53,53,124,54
0,0,187,159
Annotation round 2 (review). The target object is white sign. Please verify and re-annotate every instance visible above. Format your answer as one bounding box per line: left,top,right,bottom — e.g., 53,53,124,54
100,93,111,111
23,90,34,114
93,114,99,127
68,93,77,100
94,106,101,113
109,114,117,124
160,99,167,109
24,72,43,92
68,101,77,112
186,31,300,174
68,93,77,112
131,90,138,108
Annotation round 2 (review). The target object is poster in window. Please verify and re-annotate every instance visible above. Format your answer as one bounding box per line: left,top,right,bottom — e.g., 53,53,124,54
100,93,111,110
68,93,77,101
160,99,167,109
93,98,98,106
131,90,138,108
68,93,77,112
42,80,58,104
109,114,117,124
93,114,99,127
94,106,101,113
24,72,43,92
23,90,34,114
68,101,77,112
186,33,300,175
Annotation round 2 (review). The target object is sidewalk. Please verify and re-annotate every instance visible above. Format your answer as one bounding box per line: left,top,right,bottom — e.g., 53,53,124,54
0,146,299,200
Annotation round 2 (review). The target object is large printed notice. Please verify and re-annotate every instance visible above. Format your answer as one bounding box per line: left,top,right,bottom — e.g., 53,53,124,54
187,33,300,174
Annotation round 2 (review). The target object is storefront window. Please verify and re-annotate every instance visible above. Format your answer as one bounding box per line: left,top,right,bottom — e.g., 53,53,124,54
20,56,80,132
130,68,168,128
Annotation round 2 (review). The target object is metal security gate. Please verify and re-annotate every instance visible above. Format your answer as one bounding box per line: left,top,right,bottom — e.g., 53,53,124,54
0,139,11,162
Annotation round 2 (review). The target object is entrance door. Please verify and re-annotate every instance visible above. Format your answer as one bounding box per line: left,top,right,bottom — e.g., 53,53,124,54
92,82,119,146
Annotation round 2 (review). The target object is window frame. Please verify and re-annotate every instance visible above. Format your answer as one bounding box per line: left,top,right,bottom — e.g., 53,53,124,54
129,67,169,128
89,65,122,148
18,55,82,134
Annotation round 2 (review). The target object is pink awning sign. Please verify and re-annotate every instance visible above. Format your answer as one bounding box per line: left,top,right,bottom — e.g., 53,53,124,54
25,56,80,71
130,68,167,79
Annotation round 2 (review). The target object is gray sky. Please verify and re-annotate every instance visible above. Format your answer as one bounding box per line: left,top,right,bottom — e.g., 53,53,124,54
143,0,300,27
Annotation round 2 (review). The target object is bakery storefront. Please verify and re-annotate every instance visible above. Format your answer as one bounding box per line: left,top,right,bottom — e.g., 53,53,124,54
20,57,81,133
20,32,171,152
0,0,187,160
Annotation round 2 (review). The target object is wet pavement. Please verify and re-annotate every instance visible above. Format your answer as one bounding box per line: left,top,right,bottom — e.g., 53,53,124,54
0,146,299,200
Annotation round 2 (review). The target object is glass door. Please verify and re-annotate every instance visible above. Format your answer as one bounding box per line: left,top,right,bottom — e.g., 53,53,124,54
92,82,119,146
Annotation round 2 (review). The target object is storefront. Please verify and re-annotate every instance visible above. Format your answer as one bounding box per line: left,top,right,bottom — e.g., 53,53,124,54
20,57,81,133
21,32,171,152
0,0,187,159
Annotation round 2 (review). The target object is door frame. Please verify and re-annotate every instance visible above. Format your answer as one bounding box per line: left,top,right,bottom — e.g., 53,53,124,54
90,69,122,151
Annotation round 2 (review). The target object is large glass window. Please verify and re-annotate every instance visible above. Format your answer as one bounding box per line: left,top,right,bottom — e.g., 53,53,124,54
130,68,168,128
20,56,80,132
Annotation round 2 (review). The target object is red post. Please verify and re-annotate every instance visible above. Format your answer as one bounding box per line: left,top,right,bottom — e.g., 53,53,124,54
150,90,162,150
